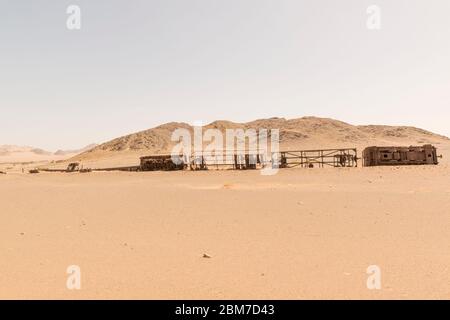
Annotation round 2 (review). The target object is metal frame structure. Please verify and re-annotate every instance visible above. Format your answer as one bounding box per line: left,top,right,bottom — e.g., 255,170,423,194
38,147,361,173
272,148,358,168
189,150,266,170
183,148,358,170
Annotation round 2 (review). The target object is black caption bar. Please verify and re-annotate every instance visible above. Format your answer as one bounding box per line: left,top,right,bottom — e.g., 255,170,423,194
1,300,444,318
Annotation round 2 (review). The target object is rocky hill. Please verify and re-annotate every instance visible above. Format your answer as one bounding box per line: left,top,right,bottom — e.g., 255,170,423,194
71,117,449,166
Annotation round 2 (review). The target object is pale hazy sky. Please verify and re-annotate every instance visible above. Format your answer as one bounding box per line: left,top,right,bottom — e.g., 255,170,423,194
1,0,449,150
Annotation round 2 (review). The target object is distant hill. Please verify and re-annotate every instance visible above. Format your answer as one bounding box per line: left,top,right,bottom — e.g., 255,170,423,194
70,117,449,167
54,144,98,156
0,144,97,163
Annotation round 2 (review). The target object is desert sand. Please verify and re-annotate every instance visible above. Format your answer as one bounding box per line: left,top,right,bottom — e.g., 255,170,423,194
1,156,450,299
1,117,449,299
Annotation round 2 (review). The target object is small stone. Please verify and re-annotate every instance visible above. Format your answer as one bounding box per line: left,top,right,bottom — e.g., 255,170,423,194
202,253,211,259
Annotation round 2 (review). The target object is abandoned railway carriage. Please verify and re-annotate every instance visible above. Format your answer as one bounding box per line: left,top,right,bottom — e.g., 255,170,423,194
140,154,185,171
362,144,439,167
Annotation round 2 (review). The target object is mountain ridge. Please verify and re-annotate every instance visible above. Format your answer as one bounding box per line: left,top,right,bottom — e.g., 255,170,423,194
73,116,449,164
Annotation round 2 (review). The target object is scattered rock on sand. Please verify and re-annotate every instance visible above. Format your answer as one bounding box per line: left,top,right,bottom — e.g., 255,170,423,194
202,253,211,259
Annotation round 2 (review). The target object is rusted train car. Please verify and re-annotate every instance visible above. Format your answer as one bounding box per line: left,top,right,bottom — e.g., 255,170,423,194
140,154,186,171
362,144,439,167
